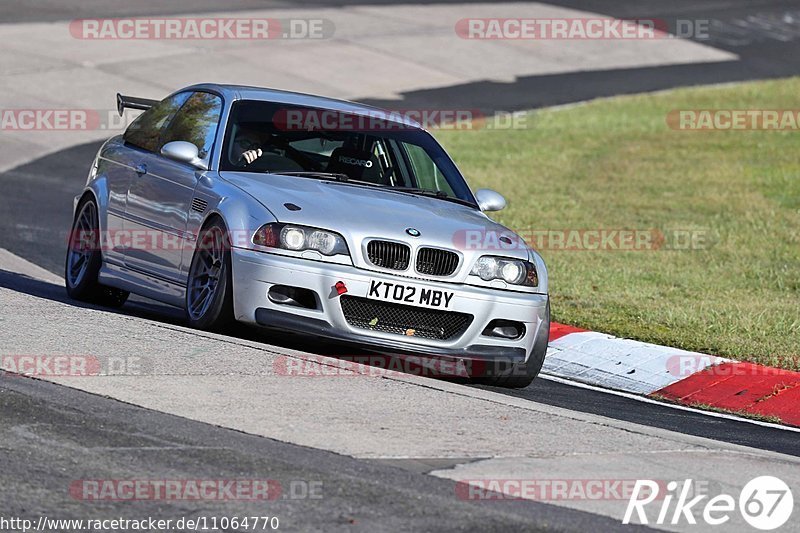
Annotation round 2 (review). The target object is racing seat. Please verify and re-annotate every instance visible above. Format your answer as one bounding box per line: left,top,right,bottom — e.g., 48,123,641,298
326,147,386,184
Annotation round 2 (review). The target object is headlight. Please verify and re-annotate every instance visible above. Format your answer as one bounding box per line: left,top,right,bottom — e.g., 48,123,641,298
470,256,538,286
253,223,349,256
281,227,306,250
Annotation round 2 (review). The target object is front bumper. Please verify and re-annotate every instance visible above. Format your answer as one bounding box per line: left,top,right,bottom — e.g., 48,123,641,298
232,248,548,363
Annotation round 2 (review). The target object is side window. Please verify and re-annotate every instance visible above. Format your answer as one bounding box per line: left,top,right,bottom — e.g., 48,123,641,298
160,92,223,160
403,142,454,194
123,92,191,152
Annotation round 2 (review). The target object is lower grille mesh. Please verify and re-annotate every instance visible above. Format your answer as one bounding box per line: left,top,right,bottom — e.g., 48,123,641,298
340,296,472,341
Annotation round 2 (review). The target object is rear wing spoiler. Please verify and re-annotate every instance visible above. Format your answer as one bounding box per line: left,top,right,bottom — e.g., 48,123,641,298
116,93,159,116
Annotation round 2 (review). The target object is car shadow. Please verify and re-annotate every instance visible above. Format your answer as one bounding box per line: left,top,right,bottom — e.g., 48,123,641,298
0,268,472,382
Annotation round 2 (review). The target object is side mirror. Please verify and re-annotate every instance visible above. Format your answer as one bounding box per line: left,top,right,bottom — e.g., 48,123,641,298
475,189,507,212
161,141,207,170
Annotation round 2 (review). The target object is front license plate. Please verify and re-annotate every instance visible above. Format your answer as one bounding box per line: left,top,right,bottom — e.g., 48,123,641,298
367,280,454,309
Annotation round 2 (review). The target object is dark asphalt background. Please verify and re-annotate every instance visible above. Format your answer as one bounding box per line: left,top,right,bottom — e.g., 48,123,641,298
2,1,800,528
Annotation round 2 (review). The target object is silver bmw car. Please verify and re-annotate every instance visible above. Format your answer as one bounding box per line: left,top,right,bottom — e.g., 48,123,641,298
65,84,549,388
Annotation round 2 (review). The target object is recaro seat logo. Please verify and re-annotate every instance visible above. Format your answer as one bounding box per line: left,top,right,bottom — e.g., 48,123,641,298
338,156,373,168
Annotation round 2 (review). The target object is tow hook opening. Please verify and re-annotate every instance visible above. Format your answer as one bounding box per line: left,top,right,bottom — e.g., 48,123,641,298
482,319,525,340
268,285,320,310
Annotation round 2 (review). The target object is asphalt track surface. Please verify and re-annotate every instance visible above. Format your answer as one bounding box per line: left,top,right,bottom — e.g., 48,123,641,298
2,254,800,460
362,0,800,113
2,0,800,442
2,1,800,530
2,373,657,532
0,0,502,24
2,0,797,113
2,377,660,532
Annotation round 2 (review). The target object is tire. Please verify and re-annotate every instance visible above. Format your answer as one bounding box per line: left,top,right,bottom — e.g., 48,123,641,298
477,301,550,389
65,197,129,308
185,217,234,331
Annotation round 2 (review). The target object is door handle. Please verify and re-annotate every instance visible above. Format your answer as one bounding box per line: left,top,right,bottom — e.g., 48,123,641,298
135,163,148,176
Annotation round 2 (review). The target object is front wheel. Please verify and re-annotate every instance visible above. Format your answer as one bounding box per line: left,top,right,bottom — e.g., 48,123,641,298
65,197,129,308
185,217,234,330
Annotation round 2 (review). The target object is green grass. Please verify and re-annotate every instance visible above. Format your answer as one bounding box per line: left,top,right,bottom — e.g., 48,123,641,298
435,78,800,370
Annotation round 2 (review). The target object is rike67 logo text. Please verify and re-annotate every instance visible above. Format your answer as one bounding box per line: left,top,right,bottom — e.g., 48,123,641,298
624,477,793,530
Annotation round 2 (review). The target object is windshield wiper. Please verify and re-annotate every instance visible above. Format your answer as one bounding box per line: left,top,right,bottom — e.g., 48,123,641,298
269,171,350,181
272,171,388,188
391,187,477,207
265,174,473,203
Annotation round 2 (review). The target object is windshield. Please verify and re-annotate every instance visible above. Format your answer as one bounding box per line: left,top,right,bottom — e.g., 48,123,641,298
220,100,476,205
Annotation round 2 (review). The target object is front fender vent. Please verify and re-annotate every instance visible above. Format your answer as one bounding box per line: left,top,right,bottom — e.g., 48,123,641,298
191,197,208,214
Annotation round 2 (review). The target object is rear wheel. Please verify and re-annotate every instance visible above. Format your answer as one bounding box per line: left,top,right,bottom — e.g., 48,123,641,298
65,197,129,308
185,217,234,330
477,301,550,389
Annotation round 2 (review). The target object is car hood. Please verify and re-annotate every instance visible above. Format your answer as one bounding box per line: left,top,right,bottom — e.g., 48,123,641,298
220,172,531,277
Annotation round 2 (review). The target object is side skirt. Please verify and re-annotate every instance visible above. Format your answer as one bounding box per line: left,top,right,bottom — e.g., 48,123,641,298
98,261,185,308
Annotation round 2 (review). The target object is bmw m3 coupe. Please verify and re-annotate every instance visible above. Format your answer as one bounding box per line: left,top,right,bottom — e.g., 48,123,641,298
65,84,549,387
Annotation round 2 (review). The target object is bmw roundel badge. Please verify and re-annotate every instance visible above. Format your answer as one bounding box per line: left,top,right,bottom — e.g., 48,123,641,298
405,228,421,237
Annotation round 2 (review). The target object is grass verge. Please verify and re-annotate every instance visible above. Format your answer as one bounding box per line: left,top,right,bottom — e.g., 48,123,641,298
436,78,800,370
